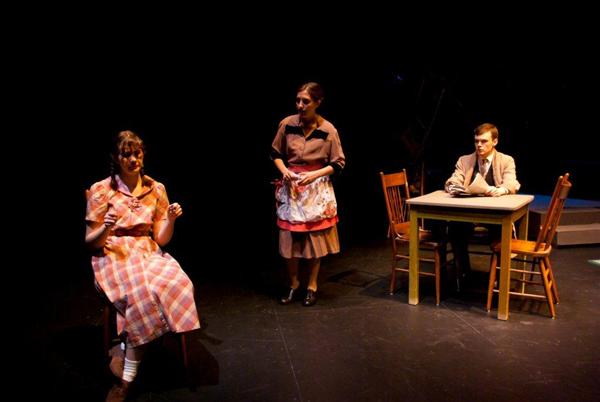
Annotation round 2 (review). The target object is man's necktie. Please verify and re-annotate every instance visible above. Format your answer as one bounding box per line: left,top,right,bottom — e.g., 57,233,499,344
479,159,488,177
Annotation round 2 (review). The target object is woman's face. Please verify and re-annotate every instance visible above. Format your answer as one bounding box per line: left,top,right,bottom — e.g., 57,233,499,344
118,145,144,175
296,89,320,120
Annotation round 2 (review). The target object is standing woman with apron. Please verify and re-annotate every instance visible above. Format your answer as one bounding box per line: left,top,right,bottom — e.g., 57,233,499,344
271,82,346,306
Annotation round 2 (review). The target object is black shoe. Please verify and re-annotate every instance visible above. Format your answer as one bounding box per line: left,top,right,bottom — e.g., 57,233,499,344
279,287,299,305
302,290,318,307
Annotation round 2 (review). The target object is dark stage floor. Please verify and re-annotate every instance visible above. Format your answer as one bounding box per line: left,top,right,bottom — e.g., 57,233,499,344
37,241,600,401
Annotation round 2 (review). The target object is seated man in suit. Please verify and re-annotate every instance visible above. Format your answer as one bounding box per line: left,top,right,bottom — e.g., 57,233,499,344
444,122,521,280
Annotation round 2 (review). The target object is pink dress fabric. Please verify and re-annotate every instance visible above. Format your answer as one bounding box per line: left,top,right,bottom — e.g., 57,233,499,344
86,175,200,347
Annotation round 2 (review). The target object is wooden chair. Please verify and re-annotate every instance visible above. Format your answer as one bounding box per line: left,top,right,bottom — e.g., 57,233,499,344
85,189,190,372
380,170,449,305
486,173,572,318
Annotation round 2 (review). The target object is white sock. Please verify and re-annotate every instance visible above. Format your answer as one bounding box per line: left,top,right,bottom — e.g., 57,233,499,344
122,357,141,382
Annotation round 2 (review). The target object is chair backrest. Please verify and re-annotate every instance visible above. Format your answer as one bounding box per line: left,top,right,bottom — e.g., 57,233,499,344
380,170,411,237
535,173,572,251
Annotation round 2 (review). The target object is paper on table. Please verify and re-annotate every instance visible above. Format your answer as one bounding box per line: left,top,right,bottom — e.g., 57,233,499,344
452,173,489,196
467,173,490,194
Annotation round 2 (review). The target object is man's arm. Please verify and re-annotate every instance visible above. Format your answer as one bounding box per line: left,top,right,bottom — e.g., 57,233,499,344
498,154,520,194
445,157,467,193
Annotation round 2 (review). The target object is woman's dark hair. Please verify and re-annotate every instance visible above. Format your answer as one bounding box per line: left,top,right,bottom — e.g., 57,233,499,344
298,82,324,102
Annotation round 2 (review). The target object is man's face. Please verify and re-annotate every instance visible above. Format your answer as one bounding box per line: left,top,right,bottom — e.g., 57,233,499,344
474,131,497,159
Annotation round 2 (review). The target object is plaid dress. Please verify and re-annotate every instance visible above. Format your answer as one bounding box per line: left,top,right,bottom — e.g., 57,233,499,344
86,175,200,347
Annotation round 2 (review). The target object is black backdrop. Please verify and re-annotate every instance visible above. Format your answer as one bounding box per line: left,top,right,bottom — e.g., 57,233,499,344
20,28,598,292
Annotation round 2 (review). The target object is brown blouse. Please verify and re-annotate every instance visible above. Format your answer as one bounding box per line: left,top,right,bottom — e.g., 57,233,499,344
271,114,345,174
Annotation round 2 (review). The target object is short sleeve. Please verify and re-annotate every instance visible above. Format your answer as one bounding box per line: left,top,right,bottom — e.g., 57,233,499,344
270,119,287,160
328,128,345,174
86,183,112,223
153,182,170,221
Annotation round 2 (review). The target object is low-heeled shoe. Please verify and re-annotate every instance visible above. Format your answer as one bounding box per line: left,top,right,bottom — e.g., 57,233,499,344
106,381,130,402
279,287,299,305
108,344,125,378
303,289,317,306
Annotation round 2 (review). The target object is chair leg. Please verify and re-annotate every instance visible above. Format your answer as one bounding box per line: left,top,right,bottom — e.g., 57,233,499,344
103,306,111,356
486,253,498,312
544,256,560,303
434,248,441,306
179,333,189,371
539,259,557,318
389,265,397,295
178,332,197,390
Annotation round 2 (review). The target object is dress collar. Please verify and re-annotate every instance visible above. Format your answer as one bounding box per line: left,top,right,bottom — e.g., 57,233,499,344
115,174,154,197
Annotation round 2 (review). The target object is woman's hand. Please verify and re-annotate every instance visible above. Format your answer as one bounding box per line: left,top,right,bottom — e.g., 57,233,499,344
168,203,183,220
104,211,118,228
104,236,116,250
85,209,118,250
297,171,319,185
282,169,299,182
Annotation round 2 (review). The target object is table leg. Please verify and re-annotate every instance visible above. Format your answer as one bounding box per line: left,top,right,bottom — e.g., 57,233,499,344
497,216,513,320
408,209,420,305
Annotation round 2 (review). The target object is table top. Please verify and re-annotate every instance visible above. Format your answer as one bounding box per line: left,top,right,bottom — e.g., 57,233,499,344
407,190,534,211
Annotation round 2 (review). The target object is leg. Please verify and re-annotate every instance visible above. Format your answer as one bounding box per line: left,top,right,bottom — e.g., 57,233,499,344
429,221,451,297
286,257,300,289
304,258,321,306
121,342,147,382
544,256,560,303
496,218,514,320
539,258,557,318
106,342,148,402
125,343,147,362
179,333,189,372
103,306,112,357
434,246,441,306
280,257,300,304
306,258,321,291
486,252,498,312
448,222,473,289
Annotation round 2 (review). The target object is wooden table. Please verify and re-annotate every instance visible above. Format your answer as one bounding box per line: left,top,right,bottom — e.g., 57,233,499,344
406,190,534,320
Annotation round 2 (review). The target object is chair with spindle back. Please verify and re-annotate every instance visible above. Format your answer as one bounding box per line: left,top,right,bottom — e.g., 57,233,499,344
486,173,572,318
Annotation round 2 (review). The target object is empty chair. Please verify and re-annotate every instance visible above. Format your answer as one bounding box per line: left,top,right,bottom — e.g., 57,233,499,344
380,170,448,305
486,173,572,318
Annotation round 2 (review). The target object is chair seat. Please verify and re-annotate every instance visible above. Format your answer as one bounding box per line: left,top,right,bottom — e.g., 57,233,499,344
396,228,444,247
490,239,551,257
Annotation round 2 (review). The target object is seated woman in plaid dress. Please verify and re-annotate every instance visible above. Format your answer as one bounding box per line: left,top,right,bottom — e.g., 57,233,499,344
85,130,200,402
